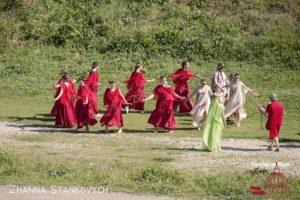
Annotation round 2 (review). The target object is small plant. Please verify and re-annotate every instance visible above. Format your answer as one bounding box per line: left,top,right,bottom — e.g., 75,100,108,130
153,156,175,162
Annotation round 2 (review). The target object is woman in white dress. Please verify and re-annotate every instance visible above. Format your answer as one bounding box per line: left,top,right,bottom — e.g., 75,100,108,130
187,79,213,130
212,63,229,104
224,73,259,126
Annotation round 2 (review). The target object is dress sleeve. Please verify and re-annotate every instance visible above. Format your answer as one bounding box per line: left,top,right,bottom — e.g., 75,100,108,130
266,103,271,114
85,72,95,87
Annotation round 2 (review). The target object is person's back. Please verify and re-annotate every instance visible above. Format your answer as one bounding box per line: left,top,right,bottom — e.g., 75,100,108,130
266,100,284,130
258,92,284,151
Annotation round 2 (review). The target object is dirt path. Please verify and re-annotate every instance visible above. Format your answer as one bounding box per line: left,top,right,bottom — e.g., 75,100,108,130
0,122,299,176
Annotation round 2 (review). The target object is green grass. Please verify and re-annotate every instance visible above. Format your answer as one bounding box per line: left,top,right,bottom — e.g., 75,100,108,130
0,148,299,199
0,0,299,199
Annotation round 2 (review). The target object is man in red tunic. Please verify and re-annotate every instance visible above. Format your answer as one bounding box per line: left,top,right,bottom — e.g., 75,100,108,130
85,61,100,114
123,63,155,114
144,77,185,133
170,61,203,113
75,77,98,131
258,92,284,152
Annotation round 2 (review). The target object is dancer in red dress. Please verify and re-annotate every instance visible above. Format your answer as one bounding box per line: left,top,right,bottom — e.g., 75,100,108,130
75,77,98,131
85,61,100,114
51,70,76,118
100,81,129,133
258,92,284,151
52,74,77,128
124,63,155,114
170,61,203,113
144,77,185,133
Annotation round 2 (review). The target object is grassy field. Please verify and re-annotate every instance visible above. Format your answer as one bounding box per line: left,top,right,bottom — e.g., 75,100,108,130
0,124,299,200
0,0,299,199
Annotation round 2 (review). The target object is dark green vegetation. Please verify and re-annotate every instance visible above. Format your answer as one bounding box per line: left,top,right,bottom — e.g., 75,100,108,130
0,0,299,199
1,0,299,67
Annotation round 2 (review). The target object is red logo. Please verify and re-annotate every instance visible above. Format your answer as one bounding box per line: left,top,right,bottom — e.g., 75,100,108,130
250,162,290,197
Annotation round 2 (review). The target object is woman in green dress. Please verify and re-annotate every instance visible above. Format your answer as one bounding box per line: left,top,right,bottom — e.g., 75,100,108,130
202,95,226,151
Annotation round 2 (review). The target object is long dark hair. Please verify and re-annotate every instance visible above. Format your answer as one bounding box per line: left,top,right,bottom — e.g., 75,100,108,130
181,61,188,69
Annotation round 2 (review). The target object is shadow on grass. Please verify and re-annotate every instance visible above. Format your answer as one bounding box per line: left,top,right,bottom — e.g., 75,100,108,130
221,146,265,152
8,113,54,122
151,147,201,152
123,128,153,133
176,127,197,131
7,123,125,135
279,144,300,148
7,124,78,134
152,146,266,152
179,122,192,125
280,138,300,143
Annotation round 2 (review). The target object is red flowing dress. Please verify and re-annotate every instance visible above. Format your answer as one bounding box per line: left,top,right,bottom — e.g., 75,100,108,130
75,85,97,128
148,85,177,130
265,100,284,139
170,68,196,113
52,83,77,127
100,88,124,127
85,70,99,114
51,78,76,117
124,71,146,111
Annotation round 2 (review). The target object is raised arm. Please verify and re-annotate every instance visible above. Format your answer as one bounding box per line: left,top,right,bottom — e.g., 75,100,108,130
173,92,185,100
146,79,155,83
241,82,259,97
257,105,268,117
195,75,205,80
143,94,154,102
53,84,60,89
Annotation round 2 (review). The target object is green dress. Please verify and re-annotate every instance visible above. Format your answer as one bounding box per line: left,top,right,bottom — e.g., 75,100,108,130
202,98,225,151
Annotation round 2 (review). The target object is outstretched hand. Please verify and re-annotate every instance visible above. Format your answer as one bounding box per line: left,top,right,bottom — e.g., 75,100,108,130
52,84,60,89
254,92,260,97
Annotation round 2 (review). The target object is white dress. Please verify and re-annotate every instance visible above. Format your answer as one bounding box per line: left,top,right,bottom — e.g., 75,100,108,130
224,80,248,120
212,71,228,104
189,86,211,127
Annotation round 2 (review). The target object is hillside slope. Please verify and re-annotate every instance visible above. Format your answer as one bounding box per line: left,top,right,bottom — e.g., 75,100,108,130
0,0,299,124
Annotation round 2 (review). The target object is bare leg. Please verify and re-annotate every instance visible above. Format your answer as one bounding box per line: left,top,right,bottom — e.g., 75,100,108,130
85,125,89,132
274,137,280,151
125,106,129,114
198,114,207,130
268,140,274,151
153,126,158,133
117,127,123,134
236,108,241,126
105,126,109,133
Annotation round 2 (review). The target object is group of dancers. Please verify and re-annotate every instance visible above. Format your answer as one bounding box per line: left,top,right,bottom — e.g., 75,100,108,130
50,61,284,152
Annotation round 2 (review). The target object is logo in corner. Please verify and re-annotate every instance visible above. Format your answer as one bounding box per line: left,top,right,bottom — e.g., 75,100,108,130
250,162,290,197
